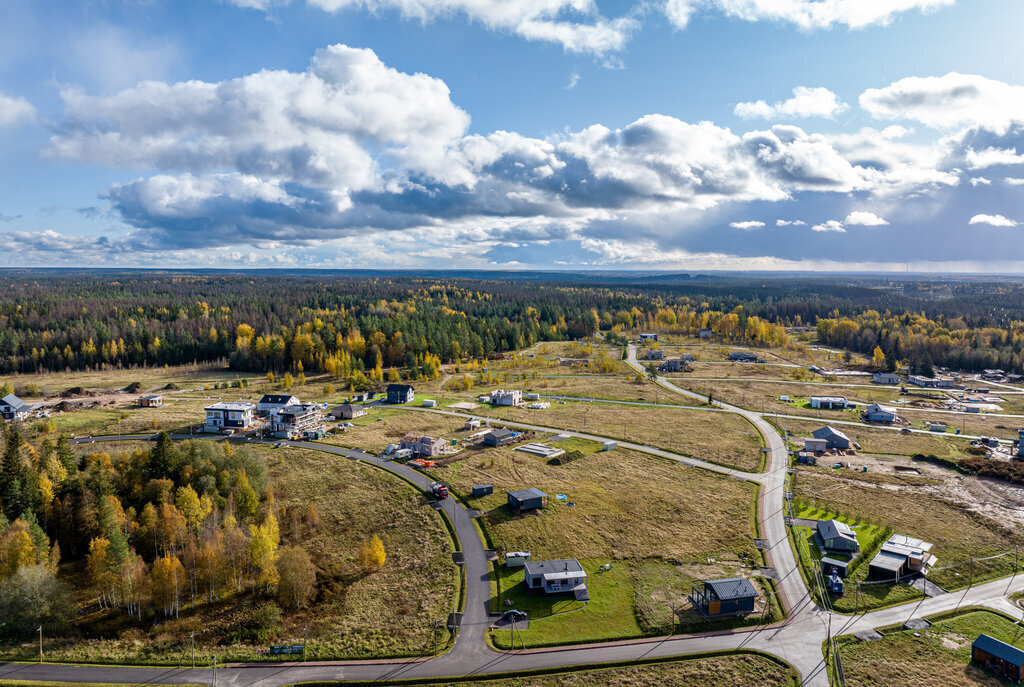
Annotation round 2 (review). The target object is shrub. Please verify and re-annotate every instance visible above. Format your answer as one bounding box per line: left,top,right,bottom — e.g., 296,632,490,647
253,602,282,642
548,449,584,466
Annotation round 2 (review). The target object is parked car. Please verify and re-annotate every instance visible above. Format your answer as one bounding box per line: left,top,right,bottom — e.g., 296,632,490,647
502,609,528,621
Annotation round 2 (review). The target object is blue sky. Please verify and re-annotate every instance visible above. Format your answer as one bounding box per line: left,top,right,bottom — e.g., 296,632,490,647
1,0,1024,271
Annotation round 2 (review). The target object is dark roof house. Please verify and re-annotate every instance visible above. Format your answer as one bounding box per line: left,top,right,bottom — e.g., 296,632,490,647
484,427,516,446
811,425,851,450
386,384,415,404
689,578,758,617
508,488,547,511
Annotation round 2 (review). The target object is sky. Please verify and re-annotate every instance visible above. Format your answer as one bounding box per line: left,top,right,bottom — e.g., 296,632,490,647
1,0,1023,272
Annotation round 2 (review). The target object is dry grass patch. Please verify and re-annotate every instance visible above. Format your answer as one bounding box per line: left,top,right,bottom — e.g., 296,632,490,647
428,654,799,687
484,401,764,471
434,446,758,562
323,408,466,454
838,610,1023,687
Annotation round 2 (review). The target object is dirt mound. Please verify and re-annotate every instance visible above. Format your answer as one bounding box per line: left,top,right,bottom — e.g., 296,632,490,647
60,386,97,398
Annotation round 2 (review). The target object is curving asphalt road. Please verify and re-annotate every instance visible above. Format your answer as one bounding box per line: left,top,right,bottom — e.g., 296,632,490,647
11,348,1024,686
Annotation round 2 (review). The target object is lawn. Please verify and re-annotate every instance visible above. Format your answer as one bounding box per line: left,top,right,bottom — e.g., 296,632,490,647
793,472,1024,591
837,610,1024,687
789,502,900,613
489,557,777,649
482,401,765,472
428,653,799,686
769,417,973,459
0,444,460,664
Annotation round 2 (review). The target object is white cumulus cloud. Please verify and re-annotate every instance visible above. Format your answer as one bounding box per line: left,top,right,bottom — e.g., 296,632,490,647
843,211,889,226
969,214,1018,227
776,219,806,226
735,86,848,120
812,220,846,232
1006,178,1024,186
0,92,35,127
860,72,1024,130
730,220,765,229
969,177,992,186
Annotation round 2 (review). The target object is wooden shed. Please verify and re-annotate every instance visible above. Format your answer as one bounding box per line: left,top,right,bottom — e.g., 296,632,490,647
972,633,1024,681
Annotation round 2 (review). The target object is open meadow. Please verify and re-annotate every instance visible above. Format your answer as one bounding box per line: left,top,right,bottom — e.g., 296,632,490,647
837,610,1024,687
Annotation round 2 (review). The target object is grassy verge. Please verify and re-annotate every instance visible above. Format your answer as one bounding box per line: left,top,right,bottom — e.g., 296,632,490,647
287,651,800,686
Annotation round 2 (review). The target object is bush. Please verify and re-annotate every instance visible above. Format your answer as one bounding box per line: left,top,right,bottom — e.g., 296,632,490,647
0,565,74,638
548,449,584,466
253,602,282,642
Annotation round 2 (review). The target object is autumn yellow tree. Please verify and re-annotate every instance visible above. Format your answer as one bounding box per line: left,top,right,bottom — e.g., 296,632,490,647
358,535,386,570
872,346,886,369
248,513,280,591
151,554,185,618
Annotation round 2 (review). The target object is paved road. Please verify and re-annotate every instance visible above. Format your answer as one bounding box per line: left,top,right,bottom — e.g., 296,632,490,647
23,354,1024,686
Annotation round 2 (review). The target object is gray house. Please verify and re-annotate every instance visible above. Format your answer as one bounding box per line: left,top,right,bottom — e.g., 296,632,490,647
689,578,758,617
816,519,860,553
865,403,898,424
508,488,547,512
811,425,851,450
484,428,516,446
328,404,366,420
523,559,589,600
728,351,759,362
872,372,900,384
0,394,29,421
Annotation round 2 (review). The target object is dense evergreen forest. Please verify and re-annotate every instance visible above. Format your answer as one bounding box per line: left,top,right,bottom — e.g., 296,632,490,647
3,271,1024,376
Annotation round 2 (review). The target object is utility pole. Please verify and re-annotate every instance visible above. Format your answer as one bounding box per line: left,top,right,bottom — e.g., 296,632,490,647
38,625,42,664
213,657,217,687
190,632,195,669
303,626,308,661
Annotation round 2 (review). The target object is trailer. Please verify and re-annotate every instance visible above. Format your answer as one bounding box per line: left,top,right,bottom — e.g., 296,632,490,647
429,481,450,500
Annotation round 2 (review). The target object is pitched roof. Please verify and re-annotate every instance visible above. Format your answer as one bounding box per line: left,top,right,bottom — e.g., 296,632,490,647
2,393,26,410
812,425,851,442
489,427,515,439
258,394,297,405
868,403,897,414
387,384,414,393
973,634,1024,665
703,577,758,601
817,519,858,543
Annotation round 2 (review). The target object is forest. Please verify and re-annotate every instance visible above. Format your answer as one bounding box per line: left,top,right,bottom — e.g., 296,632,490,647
1,271,1024,376
0,426,348,640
